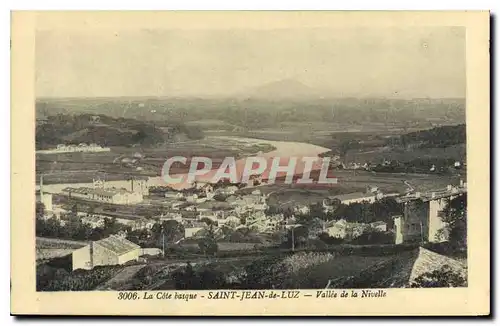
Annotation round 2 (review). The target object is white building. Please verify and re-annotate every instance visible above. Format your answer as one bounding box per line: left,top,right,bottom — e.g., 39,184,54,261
220,215,241,228
294,205,310,215
37,143,111,154
325,219,349,239
72,235,141,271
62,187,143,205
185,227,204,238
159,212,183,221
370,221,388,232
165,192,184,199
128,218,156,231
216,186,239,195
80,215,106,228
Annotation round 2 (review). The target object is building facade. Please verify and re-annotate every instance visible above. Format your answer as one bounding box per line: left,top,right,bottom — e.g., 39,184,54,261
72,235,141,271
62,187,144,205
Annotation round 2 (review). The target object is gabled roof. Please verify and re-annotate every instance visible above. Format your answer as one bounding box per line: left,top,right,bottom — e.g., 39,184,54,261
94,235,140,256
63,187,135,197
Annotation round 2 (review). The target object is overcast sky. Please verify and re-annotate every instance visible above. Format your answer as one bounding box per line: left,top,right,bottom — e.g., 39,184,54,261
36,27,465,98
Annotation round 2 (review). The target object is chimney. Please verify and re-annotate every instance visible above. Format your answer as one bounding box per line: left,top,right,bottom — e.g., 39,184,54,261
431,192,436,199
447,185,452,191
89,241,94,269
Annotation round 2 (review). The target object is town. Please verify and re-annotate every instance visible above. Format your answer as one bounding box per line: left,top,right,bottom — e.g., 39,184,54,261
35,163,467,273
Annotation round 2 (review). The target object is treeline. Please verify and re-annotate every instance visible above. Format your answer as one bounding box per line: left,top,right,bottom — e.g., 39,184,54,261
36,215,127,242
37,264,124,291
37,98,466,132
36,113,204,149
36,213,186,249
388,124,466,149
370,158,460,174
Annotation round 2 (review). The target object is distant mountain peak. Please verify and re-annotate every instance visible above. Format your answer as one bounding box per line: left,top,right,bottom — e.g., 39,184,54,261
242,79,322,99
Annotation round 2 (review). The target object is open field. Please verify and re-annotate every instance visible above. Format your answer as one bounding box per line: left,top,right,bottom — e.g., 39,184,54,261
36,237,87,261
36,137,276,184
36,237,87,249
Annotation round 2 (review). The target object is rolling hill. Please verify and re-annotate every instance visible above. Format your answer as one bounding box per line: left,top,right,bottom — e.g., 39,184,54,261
36,113,204,150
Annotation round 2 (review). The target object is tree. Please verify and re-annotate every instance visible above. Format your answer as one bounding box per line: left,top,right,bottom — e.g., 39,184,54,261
126,228,150,245
200,217,216,226
410,265,467,288
282,225,309,249
150,220,185,248
438,194,467,249
339,140,354,163
318,232,345,245
36,202,46,219
162,220,185,244
198,267,227,289
306,217,325,238
308,202,326,220
213,194,227,202
198,224,218,256
87,205,96,215
350,228,393,245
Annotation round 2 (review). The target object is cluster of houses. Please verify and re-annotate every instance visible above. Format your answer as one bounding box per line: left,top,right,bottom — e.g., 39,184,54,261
323,219,388,240
36,143,111,154
330,156,464,173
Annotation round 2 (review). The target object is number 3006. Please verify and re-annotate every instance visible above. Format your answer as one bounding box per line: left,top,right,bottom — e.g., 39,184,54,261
118,292,139,300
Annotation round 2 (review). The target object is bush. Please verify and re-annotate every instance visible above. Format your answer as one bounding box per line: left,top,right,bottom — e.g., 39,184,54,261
39,265,123,291
350,230,394,245
410,265,467,288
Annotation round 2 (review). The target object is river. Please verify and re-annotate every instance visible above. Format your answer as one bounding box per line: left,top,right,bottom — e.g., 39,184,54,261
38,136,331,192
148,136,331,188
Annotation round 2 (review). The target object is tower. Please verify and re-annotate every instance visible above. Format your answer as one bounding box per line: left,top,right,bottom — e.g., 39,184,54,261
39,174,53,212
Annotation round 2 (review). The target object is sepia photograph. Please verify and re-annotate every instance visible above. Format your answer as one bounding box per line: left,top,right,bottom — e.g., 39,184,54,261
11,11,490,316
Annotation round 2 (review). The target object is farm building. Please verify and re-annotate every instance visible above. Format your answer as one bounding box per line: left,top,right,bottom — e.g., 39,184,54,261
324,220,370,240
370,221,388,232
72,235,141,271
185,227,204,238
62,187,143,205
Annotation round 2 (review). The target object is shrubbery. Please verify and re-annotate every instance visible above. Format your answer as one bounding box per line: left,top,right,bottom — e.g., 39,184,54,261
38,265,123,291
410,265,467,288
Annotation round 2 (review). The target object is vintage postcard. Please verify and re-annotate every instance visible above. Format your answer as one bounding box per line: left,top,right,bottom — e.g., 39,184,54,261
11,11,490,316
